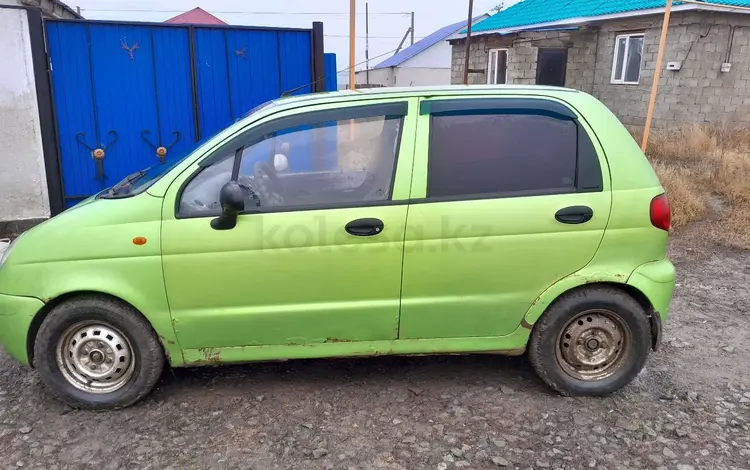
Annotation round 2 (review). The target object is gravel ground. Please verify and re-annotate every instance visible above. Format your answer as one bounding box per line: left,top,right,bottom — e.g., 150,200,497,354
0,235,748,470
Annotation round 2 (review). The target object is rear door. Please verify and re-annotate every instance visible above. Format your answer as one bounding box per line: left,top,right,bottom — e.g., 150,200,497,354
399,96,612,339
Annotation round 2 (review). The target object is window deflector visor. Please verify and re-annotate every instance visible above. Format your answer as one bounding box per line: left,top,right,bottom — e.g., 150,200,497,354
420,98,578,121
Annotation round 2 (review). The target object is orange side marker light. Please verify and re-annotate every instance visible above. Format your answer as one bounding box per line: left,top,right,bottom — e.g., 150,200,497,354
133,237,147,245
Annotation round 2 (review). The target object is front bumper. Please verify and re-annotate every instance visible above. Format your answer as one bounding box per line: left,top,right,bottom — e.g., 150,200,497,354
0,293,44,366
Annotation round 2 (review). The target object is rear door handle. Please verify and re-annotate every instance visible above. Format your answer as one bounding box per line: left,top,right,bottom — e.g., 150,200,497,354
555,206,594,224
345,218,384,236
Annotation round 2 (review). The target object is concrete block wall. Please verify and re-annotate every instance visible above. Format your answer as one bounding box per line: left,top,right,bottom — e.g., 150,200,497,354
450,11,750,128
450,43,466,84
0,7,50,229
563,32,598,95
450,32,594,87
507,39,538,85
591,12,750,128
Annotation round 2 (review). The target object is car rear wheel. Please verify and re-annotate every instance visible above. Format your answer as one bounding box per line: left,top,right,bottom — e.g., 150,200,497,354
528,286,651,396
34,296,164,409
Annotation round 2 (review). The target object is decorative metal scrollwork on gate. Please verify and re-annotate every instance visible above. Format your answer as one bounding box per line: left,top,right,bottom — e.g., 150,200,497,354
120,39,139,60
75,130,119,186
141,130,181,164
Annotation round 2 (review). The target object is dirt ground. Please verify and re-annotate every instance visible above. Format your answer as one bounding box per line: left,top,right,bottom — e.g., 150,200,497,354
0,233,748,470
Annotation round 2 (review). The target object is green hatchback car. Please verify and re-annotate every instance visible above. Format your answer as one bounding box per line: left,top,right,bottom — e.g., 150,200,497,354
0,86,675,409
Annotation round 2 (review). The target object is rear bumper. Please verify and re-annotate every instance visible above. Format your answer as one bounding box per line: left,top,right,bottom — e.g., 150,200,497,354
627,258,676,317
0,293,44,366
627,258,675,351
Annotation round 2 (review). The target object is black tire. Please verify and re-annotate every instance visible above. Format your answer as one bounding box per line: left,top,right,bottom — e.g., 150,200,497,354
34,296,165,410
528,286,651,396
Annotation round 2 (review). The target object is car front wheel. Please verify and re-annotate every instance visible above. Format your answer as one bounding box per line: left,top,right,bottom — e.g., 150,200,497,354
34,296,164,409
528,286,652,396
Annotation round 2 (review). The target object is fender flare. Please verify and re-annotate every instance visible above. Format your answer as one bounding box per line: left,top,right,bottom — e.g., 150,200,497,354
521,270,636,328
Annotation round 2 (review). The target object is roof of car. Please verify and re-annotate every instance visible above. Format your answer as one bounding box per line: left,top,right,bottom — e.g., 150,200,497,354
272,85,579,108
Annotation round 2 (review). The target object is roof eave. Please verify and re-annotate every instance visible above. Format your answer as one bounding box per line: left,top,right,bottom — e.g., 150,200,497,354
454,2,750,38
20,0,82,18
54,0,82,18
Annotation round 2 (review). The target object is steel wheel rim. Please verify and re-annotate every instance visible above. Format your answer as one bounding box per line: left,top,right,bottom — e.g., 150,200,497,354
56,321,135,394
555,309,631,381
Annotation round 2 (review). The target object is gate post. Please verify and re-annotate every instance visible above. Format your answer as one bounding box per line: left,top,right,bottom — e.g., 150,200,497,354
27,8,65,216
311,21,325,93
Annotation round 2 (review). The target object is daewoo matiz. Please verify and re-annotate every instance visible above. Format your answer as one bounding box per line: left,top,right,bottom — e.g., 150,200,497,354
0,86,675,409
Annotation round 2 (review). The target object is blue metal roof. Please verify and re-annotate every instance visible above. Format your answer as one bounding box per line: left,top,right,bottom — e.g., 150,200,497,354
374,15,486,69
466,0,750,33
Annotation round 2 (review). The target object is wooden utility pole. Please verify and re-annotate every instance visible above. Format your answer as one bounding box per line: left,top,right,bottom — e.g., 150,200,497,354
463,0,474,85
410,12,415,45
349,0,356,90
642,0,673,152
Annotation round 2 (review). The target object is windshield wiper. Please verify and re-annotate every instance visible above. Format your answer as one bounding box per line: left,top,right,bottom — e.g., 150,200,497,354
107,169,149,196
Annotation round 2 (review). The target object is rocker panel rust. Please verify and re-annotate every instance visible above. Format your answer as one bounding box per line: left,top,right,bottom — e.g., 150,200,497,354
180,330,532,366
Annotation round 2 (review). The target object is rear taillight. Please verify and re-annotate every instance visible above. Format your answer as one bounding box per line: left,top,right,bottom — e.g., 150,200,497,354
650,193,671,231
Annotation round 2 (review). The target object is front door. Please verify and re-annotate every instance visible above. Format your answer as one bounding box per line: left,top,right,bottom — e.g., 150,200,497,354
537,48,568,87
399,96,611,339
161,99,417,350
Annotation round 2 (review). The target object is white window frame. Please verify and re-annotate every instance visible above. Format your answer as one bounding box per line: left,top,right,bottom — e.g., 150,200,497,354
611,33,645,85
487,48,509,85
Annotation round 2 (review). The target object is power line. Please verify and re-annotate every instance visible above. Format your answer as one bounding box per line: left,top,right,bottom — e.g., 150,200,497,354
341,48,400,72
80,8,411,16
325,35,426,39
281,47,400,96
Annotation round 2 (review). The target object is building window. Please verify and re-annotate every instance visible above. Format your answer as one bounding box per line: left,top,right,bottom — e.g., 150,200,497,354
487,49,508,84
611,33,644,84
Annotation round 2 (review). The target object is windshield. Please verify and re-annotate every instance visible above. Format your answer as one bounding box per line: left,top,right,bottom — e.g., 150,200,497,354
100,100,277,198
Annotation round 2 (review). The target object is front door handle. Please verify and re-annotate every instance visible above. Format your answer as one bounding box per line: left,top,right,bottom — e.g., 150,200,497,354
345,218,384,236
555,206,594,224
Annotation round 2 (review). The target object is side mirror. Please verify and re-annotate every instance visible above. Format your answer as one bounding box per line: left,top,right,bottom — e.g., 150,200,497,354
210,181,245,230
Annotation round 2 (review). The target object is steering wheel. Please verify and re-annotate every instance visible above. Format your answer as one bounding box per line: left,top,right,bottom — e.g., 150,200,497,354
237,175,262,209
253,162,285,206
182,198,213,214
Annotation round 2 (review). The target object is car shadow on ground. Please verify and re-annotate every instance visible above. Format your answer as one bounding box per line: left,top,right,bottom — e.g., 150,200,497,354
153,353,550,400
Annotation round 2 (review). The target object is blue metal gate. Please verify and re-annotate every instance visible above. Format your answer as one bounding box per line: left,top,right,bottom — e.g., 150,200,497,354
324,53,338,91
46,20,334,208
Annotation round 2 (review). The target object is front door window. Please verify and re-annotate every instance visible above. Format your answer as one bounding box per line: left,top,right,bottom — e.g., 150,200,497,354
179,110,404,216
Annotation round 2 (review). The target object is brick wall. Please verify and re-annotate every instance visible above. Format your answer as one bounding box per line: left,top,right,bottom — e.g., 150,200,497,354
450,11,750,128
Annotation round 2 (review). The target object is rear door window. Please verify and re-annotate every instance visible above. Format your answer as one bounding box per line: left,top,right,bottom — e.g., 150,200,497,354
425,98,602,200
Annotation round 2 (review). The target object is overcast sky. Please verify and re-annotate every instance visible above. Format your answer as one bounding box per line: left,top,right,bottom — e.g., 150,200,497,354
72,0,512,75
